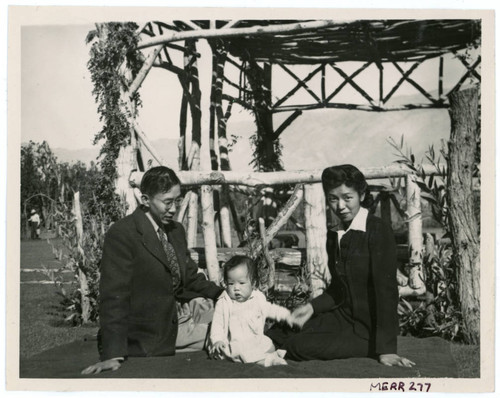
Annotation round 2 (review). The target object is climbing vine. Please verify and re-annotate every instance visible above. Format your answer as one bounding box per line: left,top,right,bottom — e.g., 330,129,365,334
86,22,143,220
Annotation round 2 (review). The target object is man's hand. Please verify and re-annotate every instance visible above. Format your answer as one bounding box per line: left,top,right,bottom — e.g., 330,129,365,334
379,353,416,367
290,303,314,329
210,341,227,360
81,358,122,375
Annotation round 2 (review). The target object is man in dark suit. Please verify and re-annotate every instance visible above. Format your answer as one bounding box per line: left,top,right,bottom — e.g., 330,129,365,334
82,166,223,374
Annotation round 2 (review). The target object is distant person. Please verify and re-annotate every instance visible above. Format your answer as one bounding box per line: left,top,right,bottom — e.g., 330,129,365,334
82,166,223,375
267,164,415,367
28,209,41,239
209,255,292,367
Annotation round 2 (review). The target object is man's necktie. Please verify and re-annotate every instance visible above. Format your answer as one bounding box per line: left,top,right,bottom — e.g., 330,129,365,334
157,227,181,290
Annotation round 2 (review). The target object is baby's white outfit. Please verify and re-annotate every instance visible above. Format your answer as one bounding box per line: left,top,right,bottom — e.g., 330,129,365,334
210,289,290,366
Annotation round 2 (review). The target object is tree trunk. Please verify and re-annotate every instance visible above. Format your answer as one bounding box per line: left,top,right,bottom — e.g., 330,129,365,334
447,86,480,344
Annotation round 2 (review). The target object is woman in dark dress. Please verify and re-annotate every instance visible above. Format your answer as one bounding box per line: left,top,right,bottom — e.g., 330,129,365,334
269,164,415,367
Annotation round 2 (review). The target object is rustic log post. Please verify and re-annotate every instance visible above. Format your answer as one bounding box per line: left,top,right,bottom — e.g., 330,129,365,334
259,217,275,290
174,191,191,224
406,174,425,293
245,60,283,172
208,46,220,171
184,41,203,249
304,183,330,297
178,89,188,170
115,145,138,214
72,192,91,324
185,40,202,170
186,190,198,249
447,86,480,344
201,185,220,283
219,186,232,247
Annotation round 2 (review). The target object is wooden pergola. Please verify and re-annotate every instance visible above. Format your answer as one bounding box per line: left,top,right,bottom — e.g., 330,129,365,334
93,19,481,299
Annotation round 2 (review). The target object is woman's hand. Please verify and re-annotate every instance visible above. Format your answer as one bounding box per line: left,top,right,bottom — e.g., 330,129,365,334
379,353,416,368
290,303,314,329
210,341,227,360
81,358,122,375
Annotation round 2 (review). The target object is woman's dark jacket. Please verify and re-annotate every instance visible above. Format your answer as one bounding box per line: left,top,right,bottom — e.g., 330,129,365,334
310,213,399,355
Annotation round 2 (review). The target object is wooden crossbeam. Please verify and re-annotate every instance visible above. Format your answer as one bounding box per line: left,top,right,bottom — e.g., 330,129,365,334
324,62,371,104
273,102,447,113
223,20,241,29
222,94,254,111
455,53,481,81
448,56,481,96
128,45,164,96
273,110,303,139
138,20,340,49
383,61,422,104
156,61,189,78
134,121,165,165
222,75,253,94
329,63,375,105
135,22,151,35
273,63,323,108
162,46,172,65
252,184,304,255
225,56,246,73
164,42,200,57
183,20,202,31
155,21,182,33
392,61,439,105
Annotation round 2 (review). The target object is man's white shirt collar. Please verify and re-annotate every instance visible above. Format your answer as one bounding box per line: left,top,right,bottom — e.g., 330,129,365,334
145,210,166,240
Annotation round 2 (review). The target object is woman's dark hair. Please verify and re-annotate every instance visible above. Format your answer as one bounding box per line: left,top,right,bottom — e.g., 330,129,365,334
321,164,373,208
223,255,258,285
140,166,181,197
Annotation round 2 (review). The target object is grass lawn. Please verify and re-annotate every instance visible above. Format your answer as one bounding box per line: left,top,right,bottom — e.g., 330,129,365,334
450,342,480,378
20,284,98,359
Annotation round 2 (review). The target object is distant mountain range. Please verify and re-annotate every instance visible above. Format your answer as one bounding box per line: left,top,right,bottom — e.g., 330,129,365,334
50,106,451,172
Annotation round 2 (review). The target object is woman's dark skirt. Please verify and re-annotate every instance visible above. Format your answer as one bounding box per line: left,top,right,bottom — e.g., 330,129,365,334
266,309,374,361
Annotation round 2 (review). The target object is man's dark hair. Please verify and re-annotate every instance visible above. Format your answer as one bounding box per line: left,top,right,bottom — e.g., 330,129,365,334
140,166,181,197
223,255,258,285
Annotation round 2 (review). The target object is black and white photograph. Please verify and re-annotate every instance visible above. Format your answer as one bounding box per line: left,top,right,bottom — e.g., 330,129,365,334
6,4,495,394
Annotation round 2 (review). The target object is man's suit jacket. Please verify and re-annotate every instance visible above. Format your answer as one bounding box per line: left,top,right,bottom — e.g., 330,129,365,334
99,207,223,360
311,213,399,355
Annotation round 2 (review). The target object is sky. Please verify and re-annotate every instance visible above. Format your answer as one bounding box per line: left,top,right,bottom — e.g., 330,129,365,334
20,21,478,156
21,24,253,152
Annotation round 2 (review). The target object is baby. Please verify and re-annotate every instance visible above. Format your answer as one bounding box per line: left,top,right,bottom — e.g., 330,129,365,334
209,255,292,367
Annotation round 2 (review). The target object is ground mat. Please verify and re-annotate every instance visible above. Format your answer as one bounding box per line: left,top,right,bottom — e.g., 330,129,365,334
20,335,457,379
